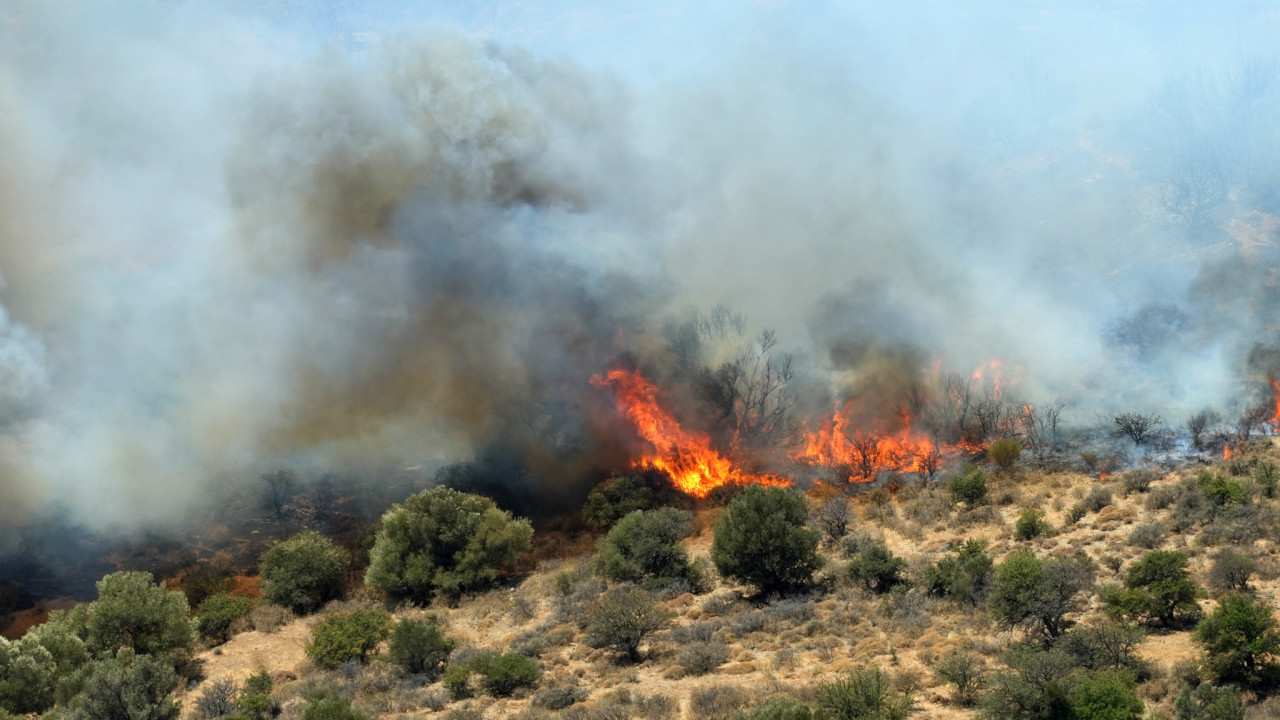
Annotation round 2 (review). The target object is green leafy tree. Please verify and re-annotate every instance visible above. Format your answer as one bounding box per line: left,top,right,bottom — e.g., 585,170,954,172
389,617,456,679
594,508,694,587
86,572,197,661
306,609,393,669
0,636,56,714
1101,550,1201,627
24,607,91,706
582,475,654,528
979,646,1076,720
1070,670,1143,720
1014,508,1051,541
711,486,821,595
1173,682,1245,720
1195,591,1280,688
814,666,914,720
582,585,672,663
237,669,275,720
923,539,993,605
258,531,347,615
365,487,533,602
989,549,1095,639
65,649,180,720
846,541,907,594
947,467,990,506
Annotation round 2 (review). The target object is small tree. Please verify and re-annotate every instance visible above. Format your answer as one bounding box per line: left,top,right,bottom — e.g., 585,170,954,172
306,609,393,669
65,649,180,720
582,475,654,528
1195,591,1280,688
846,541,907,594
85,572,197,661
389,617,455,679
1070,670,1144,720
989,549,1095,639
947,467,989,507
0,636,55,714
1102,550,1201,628
259,531,348,615
1208,549,1257,594
365,487,533,602
711,486,821,596
934,650,985,706
1112,412,1162,446
582,585,672,663
811,496,853,543
1014,508,1051,541
594,508,694,588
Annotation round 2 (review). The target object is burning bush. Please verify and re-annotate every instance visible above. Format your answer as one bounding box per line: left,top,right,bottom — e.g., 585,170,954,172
365,487,533,602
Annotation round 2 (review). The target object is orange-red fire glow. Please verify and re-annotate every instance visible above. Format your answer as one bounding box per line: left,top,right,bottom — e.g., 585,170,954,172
791,401,943,481
591,368,791,497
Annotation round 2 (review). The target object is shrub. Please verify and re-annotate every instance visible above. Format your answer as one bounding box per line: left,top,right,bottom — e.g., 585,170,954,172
987,439,1022,470
731,697,814,720
86,571,197,660
1083,487,1112,513
1208,548,1256,594
1014,508,1051,541
814,666,914,720
1128,523,1165,549
1101,550,1201,628
1146,485,1178,511
470,652,541,697
846,541,906,594
1121,469,1158,495
947,468,989,507
583,475,654,528
1069,669,1143,720
195,594,255,643
1172,682,1244,720
1065,504,1087,525
676,641,729,676
1058,621,1146,675
594,508,694,588
989,549,1095,639
365,487,533,602
923,539,993,605
0,636,55,714
299,687,365,720
583,585,672,663
237,669,275,720
194,677,239,719
710,486,821,596
533,686,587,710
978,646,1075,720
689,685,752,719
1195,591,1280,688
306,609,393,669
443,664,473,700
258,531,347,615
1254,461,1280,498
934,650,984,706
389,617,456,679
247,603,294,633
65,649,180,720
811,496,853,543
1196,471,1246,509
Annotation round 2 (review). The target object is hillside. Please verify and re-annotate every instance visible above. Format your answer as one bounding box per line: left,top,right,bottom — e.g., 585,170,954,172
175,440,1280,720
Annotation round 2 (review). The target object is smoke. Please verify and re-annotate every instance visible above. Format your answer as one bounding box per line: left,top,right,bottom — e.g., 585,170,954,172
2,1,1280,535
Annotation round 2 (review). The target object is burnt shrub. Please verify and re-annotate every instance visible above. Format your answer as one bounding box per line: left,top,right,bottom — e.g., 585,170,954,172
810,496,853,544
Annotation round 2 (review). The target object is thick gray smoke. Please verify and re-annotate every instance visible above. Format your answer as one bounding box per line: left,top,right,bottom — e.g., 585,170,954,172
2,1,1280,533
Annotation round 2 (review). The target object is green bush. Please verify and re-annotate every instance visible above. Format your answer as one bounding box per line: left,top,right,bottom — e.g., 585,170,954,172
1058,621,1147,675
814,666,914,720
923,539,993,605
583,475,654,528
1069,669,1143,720
1101,550,1201,627
470,652,542,697
258,531,347,615
1083,487,1113,513
987,439,1022,470
1196,471,1247,509
236,669,275,720
196,594,255,643
0,636,56,714
978,646,1075,720
846,542,906,594
86,571,197,660
710,486,821,596
1014,508,1051,541
989,549,1095,639
365,487,533,602
934,650,984,706
731,696,814,720
1254,461,1280,498
306,609,393,669
299,687,365,720
23,608,90,706
1172,682,1244,720
443,664,473,700
64,649,180,720
1195,591,1280,688
594,508,694,588
1207,548,1256,594
1065,504,1087,525
582,585,672,663
389,617,456,679
947,468,989,507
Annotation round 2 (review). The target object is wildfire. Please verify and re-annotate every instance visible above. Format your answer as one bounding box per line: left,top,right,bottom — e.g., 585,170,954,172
792,400,943,481
591,368,790,497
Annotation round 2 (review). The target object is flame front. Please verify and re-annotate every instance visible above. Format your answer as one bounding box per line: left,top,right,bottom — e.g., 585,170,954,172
592,368,790,497
793,401,943,481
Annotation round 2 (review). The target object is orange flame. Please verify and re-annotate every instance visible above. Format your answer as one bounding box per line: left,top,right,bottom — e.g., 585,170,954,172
592,368,790,497
792,400,943,481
